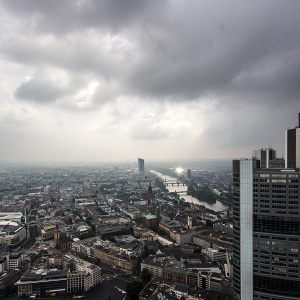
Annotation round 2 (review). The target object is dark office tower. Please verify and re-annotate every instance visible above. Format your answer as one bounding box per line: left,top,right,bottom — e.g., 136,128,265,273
138,158,145,174
285,112,300,168
233,158,300,300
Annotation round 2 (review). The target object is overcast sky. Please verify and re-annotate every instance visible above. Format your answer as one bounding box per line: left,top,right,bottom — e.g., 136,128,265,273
0,0,299,164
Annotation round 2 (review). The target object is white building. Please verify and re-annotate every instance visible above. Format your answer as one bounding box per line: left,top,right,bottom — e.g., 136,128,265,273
170,230,193,246
64,255,101,290
67,271,86,293
7,253,23,271
0,212,23,223
203,248,228,262
169,284,189,299
0,221,26,247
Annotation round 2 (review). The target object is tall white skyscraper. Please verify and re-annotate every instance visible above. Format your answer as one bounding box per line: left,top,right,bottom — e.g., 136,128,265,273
233,159,300,300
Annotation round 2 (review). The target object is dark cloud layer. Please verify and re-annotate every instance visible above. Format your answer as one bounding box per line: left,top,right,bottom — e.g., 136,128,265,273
1,0,166,34
2,0,299,107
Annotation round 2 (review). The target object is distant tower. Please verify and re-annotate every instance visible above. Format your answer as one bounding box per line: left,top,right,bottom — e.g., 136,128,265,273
138,158,145,177
187,216,192,229
155,201,160,228
187,169,192,179
147,183,154,204
285,111,300,168
175,192,180,217
148,183,152,194
54,225,60,248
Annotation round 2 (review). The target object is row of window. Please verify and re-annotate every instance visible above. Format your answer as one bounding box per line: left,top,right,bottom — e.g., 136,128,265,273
262,195,299,199
255,255,298,263
253,275,300,297
254,189,299,194
255,174,299,178
254,205,299,209
254,210,298,214
254,184,299,188
253,179,298,183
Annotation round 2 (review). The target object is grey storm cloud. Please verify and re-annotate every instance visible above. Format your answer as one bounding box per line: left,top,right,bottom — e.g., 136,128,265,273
14,69,68,103
0,0,165,34
1,0,299,108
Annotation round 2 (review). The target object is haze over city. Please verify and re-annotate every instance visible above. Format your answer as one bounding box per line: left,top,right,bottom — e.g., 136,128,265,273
0,0,299,163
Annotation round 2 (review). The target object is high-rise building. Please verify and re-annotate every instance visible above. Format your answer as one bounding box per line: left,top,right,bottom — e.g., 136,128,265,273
138,158,145,174
233,114,300,300
253,147,276,168
253,147,285,169
285,111,300,168
187,169,192,179
232,159,254,300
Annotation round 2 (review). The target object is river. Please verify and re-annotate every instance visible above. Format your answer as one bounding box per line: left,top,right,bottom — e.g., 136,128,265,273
150,171,229,212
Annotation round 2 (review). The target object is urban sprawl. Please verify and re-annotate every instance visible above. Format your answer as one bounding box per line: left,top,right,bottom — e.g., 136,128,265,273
0,160,233,300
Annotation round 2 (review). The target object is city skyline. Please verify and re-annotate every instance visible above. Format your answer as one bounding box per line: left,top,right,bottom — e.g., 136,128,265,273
0,0,299,163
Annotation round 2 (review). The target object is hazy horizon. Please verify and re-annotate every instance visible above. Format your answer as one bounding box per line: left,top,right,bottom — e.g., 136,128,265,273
0,158,233,170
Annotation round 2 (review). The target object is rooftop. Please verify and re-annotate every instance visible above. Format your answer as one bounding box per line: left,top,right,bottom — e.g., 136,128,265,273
145,214,157,220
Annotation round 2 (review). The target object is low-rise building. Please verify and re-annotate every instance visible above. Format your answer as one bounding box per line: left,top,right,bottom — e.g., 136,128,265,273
16,255,101,297
64,255,101,290
169,283,189,299
170,230,193,246
0,212,24,223
203,248,227,262
141,254,168,278
159,220,183,236
163,260,188,285
40,225,56,241
193,235,232,252
0,270,21,298
16,268,69,297
7,253,22,271
119,206,142,220
85,238,144,274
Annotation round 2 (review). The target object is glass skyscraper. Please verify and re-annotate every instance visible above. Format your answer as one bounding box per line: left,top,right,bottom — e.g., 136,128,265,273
138,158,145,175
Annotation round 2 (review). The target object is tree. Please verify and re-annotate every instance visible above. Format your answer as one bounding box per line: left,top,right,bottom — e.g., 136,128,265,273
126,280,143,300
206,219,214,228
193,246,202,254
140,268,151,285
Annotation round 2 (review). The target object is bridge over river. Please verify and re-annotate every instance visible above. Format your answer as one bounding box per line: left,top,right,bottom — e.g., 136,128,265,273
164,179,186,186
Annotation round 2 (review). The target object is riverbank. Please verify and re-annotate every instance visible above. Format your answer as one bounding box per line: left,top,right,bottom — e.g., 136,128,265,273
150,170,229,212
